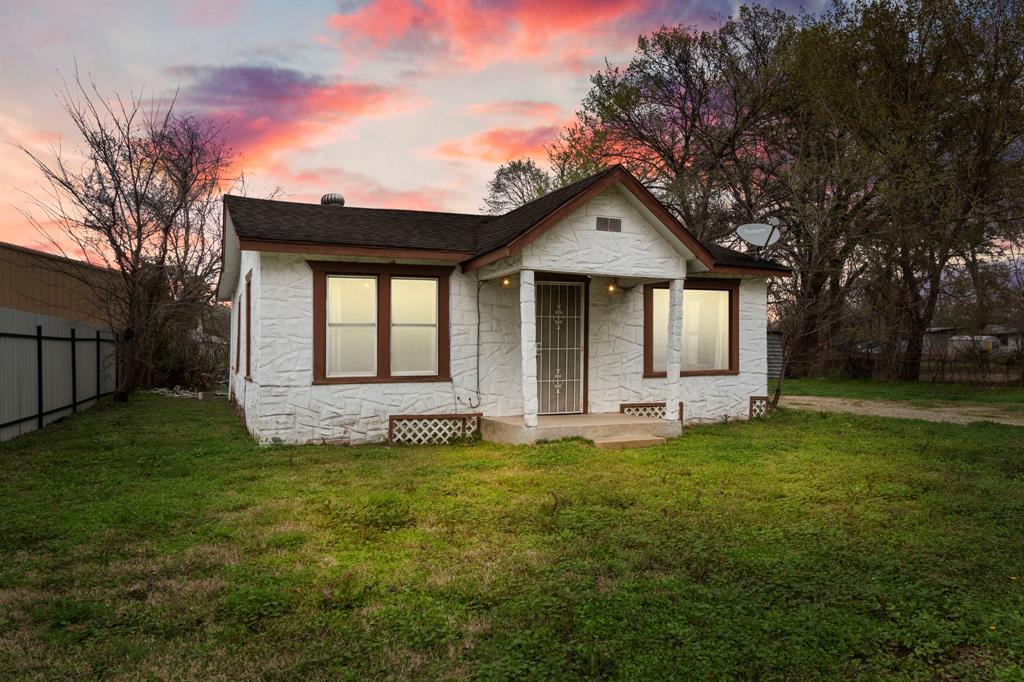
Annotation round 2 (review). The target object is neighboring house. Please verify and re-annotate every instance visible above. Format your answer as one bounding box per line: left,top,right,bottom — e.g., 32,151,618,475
926,325,1021,356
981,324,1022,354
0,242,118,441
219,166,789,445
923,326,962,356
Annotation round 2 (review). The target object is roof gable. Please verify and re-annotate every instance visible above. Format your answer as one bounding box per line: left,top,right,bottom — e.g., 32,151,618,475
519,185,689,279
461,166,718,272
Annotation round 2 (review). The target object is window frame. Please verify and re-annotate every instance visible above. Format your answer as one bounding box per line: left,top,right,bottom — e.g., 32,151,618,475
325,274,379,378
245,270,252,380
643,278,740,378
389,276,440,377
310,261,451,384
234,291,241,373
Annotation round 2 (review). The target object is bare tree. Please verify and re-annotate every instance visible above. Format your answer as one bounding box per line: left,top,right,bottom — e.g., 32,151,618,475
18,71,233,398
480,159,553,214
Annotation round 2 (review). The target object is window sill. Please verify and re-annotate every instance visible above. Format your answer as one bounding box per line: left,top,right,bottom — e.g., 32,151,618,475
313,374,452,385
644,370,740,378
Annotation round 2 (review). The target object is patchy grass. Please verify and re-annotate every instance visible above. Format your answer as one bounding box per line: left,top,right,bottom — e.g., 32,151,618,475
776,377,1024,410
1,395,1022,679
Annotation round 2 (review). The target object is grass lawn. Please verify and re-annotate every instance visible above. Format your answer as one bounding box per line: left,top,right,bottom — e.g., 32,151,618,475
1,396,1023,680
776,377,1024,410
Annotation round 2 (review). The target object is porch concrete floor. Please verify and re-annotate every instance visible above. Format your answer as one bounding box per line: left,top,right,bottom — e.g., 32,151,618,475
481,412,682,445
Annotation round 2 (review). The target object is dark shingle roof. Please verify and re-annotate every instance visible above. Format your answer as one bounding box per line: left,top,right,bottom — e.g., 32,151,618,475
700,241,791,273
224,168,788,273
223,195,486,253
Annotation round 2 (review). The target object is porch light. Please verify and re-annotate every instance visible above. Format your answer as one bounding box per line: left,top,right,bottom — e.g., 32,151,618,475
606,282,618,294
501,276,513,288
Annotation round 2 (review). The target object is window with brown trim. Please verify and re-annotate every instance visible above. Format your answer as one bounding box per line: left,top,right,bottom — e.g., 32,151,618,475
234,293,241,373
643,279,740,377
245,271,252,379
310,262,451,384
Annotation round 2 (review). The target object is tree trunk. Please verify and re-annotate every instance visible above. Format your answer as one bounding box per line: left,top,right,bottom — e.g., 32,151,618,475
901,324,925,380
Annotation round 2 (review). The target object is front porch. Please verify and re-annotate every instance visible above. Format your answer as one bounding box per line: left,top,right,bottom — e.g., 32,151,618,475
481,412,681,446
488,267,686,433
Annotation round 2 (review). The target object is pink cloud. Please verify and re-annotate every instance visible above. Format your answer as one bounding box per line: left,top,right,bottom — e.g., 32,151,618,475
430,124,561,163
327,0,661,70
468,100,561,120
266,162,461,212
173,0,239,26
173,65,415,167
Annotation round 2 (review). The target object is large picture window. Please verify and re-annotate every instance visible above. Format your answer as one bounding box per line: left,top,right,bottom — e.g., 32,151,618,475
327,276,377,377
390,278,438,376
644,279,739,377
311,262,450,384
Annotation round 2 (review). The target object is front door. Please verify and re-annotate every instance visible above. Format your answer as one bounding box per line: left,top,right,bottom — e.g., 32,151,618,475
536,281,585,414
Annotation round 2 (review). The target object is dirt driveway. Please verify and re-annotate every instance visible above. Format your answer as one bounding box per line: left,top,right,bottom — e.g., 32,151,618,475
780,395,1024,427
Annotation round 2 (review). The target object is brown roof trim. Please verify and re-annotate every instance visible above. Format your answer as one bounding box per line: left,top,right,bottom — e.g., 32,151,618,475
708,264,792,277
461,166,718,273
239,237,470,262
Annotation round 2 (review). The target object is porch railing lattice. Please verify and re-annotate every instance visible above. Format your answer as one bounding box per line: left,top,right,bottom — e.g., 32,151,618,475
619,402,685,422
388,413,482,445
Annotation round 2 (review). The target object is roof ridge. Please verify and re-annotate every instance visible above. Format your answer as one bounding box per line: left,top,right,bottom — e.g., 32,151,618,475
496,164,620,219
224,194,486,220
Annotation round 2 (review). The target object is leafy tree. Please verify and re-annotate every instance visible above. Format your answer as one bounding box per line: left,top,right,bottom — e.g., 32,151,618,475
830,0,1024,379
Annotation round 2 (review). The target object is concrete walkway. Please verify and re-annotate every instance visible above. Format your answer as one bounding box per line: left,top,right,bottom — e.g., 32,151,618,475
780,395,1024,427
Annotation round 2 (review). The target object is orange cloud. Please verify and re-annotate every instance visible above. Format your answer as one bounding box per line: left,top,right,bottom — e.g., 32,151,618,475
431,124,561,163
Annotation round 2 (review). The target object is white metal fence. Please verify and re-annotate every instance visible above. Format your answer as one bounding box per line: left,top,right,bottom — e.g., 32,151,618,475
1,307,117,442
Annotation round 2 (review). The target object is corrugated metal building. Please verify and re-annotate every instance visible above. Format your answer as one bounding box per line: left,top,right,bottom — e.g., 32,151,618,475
767,331,783,379
0,242,118,441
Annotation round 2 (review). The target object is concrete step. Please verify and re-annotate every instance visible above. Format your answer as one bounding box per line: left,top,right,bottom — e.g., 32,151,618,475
482,413,681,444
592,435,666,450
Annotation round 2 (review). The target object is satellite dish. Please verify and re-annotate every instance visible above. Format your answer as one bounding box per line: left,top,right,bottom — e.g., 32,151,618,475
737,222,781,248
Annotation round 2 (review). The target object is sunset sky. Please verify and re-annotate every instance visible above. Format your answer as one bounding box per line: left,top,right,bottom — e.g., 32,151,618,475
0,0,822,254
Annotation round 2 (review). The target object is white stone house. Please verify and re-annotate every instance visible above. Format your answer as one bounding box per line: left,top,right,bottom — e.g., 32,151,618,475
218,166,789,445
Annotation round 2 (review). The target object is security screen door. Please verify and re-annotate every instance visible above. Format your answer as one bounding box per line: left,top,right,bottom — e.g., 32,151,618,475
536,281,585,414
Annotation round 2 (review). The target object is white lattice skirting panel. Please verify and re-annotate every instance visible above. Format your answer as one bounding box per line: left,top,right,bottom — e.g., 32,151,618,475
388,413,482,445
749,396,769,418
619,402,685,422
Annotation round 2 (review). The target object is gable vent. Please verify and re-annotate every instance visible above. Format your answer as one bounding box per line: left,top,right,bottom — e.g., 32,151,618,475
596,216,622,232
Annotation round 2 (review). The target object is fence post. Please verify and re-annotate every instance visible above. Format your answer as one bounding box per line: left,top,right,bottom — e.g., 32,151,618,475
95,330,101,398
70,328,77,412
36,325,43,429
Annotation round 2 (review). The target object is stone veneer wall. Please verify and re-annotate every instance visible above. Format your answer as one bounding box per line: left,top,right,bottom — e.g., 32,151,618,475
228,249,261,436
233,253,526,444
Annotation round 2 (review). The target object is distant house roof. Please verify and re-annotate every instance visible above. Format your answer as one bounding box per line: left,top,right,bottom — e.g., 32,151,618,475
982,324,1021,336
223,165,789,276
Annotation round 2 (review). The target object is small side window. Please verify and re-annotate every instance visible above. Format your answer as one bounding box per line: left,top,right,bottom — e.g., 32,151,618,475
596,216,622,232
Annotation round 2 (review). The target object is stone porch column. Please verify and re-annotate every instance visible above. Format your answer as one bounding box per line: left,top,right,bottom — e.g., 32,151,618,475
664,278,684,421
520,269,538,427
